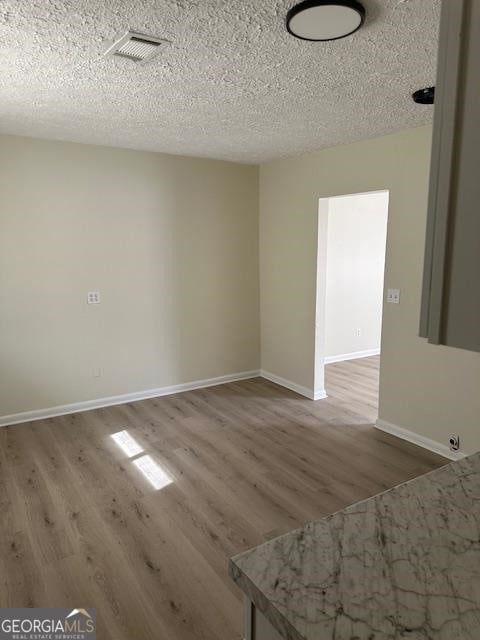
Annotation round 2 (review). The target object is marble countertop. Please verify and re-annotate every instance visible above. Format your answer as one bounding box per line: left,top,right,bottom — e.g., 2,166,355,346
229,452,480,640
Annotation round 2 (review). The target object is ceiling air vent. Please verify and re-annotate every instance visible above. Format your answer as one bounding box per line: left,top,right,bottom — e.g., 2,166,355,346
104,31,170,64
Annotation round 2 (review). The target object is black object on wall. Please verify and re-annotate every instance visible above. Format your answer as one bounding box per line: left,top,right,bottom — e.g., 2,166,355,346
412,87,435,105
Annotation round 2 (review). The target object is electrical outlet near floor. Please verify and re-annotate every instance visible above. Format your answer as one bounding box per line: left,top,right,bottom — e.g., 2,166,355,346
449,434,460,451
355,328,361,337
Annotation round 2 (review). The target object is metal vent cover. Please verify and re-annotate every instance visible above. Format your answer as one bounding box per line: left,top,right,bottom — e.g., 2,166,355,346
104,31,170,64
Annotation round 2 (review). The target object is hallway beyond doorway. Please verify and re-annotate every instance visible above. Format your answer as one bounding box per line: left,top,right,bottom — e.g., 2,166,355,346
325,355,380,423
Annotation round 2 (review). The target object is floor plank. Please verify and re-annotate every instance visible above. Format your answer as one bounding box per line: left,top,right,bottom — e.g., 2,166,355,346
0,356,446,639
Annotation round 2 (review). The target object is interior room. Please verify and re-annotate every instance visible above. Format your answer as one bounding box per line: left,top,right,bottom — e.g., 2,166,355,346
1,1,479,639
316,190,389,417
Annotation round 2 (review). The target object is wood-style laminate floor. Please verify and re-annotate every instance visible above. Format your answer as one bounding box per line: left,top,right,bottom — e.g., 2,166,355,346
0,356,446,639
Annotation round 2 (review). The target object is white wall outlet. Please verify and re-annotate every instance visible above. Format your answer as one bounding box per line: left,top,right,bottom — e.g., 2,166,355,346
355,328,361,337
449,434,460,451
387,288,400,304
93,368,102,378
87,291,101,304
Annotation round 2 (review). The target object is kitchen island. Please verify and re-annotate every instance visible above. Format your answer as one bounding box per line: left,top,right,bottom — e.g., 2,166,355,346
229,452,480,640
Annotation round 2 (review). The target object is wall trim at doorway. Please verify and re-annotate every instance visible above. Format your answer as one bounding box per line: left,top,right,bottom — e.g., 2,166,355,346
0,370,260,428
375,419,467,461
324,348,380,364
260,370,327,401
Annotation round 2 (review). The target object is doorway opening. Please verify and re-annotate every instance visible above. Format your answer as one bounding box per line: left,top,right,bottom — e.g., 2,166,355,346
314,190,389,422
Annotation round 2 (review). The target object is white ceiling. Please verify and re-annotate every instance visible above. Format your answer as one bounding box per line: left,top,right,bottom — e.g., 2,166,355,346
0,0,440,163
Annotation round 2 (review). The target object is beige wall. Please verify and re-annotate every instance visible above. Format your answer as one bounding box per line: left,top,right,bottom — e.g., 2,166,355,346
2,128,479,454
0,135,259,416
260,126,480,454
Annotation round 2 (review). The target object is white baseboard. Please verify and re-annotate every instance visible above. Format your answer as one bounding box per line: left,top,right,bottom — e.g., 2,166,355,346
375,419,467,461
0,370,260,428
324,348,380,364
260,370,326,401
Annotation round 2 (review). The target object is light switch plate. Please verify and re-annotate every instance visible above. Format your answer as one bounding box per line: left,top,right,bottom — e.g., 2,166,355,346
387,288,400,304
87,291,101,304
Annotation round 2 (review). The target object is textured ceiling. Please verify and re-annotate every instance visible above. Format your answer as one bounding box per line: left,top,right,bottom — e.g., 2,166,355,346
0,0,440,163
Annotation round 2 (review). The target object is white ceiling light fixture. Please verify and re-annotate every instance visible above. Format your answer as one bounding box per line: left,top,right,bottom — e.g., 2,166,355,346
104,30,170,64
286,0,365,42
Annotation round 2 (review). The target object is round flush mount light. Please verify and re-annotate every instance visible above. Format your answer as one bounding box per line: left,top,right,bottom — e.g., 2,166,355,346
286,0,365,42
